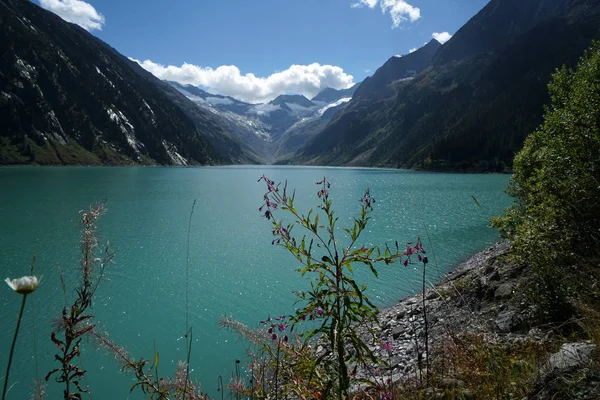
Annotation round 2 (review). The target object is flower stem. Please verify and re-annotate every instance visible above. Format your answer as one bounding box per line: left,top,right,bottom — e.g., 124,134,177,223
422,262,429,385
274,339,280,400
3,294,28,400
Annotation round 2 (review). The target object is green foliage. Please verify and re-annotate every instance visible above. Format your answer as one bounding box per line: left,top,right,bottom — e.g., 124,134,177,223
493,40,600,315
259,176,426,399
0,137,29,164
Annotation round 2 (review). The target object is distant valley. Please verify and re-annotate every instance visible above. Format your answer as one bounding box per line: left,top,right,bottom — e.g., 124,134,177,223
167,81,358,163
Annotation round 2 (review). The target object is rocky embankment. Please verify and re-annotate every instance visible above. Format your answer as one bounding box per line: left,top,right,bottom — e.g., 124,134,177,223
357,241,598,398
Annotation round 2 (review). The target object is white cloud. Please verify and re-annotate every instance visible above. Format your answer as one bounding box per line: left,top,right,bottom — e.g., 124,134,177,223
409,47,417,53
250,103,281,115
351,0,378,7
432,31,452,44
351,0,420,28
380,0,421,28
130,59,355,104
38,0,105,31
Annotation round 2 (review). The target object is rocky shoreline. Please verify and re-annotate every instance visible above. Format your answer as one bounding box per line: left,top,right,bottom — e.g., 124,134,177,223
355,241,513,378
354,240,597,398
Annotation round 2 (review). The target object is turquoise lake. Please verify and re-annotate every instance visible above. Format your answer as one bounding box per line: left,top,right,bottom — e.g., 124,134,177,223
0,166,510,398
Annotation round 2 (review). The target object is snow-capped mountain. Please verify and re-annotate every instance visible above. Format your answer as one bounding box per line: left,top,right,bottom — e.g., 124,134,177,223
311,84,357,105
166,82,359,162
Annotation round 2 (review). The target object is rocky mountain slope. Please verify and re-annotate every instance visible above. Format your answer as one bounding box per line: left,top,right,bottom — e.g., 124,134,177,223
294,0,600,171
353,39,441,100
312,84,357,104
0,0,260,165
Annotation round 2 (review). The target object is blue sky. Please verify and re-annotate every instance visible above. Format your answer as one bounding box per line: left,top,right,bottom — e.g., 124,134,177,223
36,0,489,103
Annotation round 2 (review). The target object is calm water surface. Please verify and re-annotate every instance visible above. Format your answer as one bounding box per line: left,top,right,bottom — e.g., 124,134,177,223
0,166,510,398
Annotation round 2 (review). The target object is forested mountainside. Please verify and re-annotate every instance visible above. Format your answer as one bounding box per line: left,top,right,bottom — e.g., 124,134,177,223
295,0,600,172
0,0,260,165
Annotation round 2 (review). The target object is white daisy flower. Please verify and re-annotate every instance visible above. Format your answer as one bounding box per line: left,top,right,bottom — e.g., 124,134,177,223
5,276,40,294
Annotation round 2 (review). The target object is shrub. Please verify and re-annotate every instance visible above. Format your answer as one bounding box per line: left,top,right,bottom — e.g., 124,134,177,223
492,40,600,315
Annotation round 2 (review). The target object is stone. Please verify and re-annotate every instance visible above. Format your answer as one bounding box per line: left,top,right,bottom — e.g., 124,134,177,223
546,342,596,372
404,297,418,306
495,310,520,333
386,356,404,370
494,283,513,299
439,378,465,388
426,290,440,300
485,269,500,283
423,388,445,399
483,260,495,274
392,325,407,339
528,327,543,336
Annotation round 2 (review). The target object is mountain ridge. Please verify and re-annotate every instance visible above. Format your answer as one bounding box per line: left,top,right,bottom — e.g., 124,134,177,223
0,0,262,165
293,0,600,172
353,39,441,100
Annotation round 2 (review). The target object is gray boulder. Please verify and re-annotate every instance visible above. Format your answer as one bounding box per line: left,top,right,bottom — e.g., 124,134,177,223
495,310,521,333
546,342,596,372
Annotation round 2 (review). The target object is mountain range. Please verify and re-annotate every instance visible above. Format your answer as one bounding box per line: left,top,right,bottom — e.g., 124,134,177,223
167,80,361,162
1,0,600,170
292,0,600,171
0,0,261,165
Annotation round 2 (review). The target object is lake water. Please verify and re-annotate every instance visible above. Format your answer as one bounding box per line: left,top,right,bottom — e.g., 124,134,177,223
0,166,510,398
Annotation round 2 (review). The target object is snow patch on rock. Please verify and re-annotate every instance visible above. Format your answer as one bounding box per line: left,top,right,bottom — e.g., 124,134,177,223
249,103,281,116
95,66,116,89
106,106,144,156
317,97,351,116
142,99,156,125
285,102,317,116
162,140,188,166
15,58,36,82
46,110,67,144
206,97,234,106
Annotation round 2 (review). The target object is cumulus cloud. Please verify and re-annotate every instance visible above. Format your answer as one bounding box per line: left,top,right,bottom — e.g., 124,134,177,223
38,0,105,31
380,0,421,27
351,0,420,28
409,47,417,53
432,31,452,44
130,59,355,104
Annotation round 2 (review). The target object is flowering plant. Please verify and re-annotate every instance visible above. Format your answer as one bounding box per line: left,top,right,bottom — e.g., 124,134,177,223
259,176,424,398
